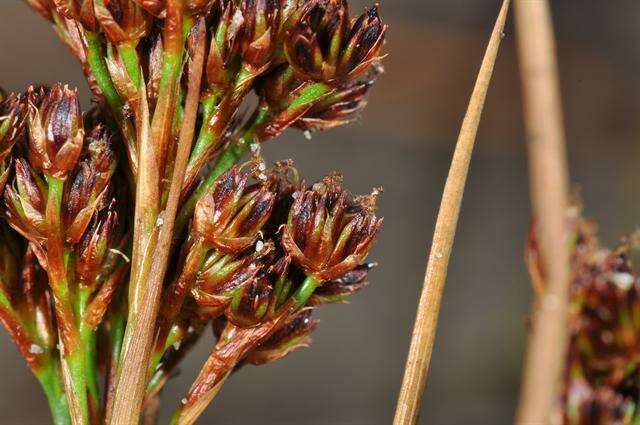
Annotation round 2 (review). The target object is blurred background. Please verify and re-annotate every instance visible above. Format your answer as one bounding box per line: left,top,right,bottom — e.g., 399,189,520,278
2,0,640,423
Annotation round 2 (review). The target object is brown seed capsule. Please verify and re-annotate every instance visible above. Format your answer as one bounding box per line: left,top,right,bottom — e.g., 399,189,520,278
244,308,317,365
75,198,118,287
4,158,48,242
284,1,386,83
281,175,383,281
27,84,84,179
224,253,289,327
294,80,372,132
63,125,116,244
94,0,150,45
192,164,276,254
309,262,373,305
239,0,280,71
337,4,386,81
53,0,99,31
191,241,275,320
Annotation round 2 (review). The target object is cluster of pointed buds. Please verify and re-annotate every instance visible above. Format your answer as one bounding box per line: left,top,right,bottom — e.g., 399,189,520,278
0,91,27,191
192,163,276,253
160,160,381,421
16,0,387,422
282,173,382,281
284,0,386,83
527,212,640,424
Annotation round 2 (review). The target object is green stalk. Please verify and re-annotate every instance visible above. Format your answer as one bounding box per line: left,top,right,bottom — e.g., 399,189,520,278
187,94,220,165
176,107,271,232
117,42,142,89
85,32,123,112
36,357,73,425
77,288,100,419
292,276,321,309
47,177,89,425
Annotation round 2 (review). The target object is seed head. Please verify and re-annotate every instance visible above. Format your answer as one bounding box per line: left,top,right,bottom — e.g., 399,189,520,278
244,308,317,365
94,0,150,45
53,0,99,30
281,175,383,281
27,84,84,179
284,1,386,83
192,163,276,254
76,198,118,286
294,79,372,132
4,158,48,242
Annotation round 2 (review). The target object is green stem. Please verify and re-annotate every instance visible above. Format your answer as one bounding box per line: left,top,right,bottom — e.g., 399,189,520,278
77,288,100,418
35,357,72,425
85,32,123,112
292,276,321,309
188,94,220,165
47,177,89,424
176,107,271,232
117,41,142,89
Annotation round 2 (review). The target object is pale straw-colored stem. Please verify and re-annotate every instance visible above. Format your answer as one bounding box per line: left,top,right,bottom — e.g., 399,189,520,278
514,1,571,423
392,1,510,424
109,19,207,425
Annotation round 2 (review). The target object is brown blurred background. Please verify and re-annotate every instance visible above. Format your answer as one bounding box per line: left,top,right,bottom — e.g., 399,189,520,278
2,0,640,423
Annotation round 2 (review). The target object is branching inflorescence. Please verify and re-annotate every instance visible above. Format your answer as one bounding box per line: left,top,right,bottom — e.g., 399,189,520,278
1,0,387,423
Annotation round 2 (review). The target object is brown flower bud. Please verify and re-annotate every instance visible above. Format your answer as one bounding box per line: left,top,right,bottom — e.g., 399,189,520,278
76,198,118,286
239,0,280,71
94,0,150,45
244,308,317,365
192,164,276,254
224,254,290,327
281,175,383,281
27,84,84,179
53,0,99,31
337,4,386,80
4,159,48,242
294,80,372,132
191,241,274,319
25,0,58,22
284,1,386,83
63,125,116,244
309,262,373,305
0,92,27,162
205,0,242,87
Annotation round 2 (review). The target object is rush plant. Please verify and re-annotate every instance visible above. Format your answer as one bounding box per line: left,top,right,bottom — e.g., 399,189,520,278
0,0,387,423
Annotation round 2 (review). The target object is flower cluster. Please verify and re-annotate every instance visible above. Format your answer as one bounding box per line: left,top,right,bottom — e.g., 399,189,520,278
0,84,127,424
153,162,382,423
527,212,640,424
4,0,387,422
